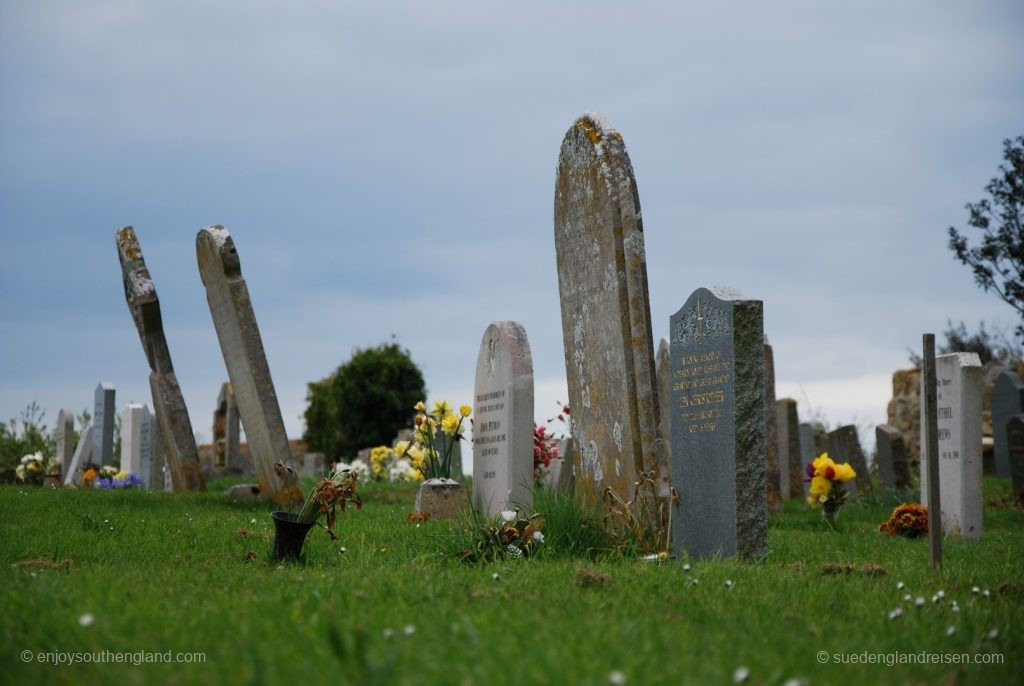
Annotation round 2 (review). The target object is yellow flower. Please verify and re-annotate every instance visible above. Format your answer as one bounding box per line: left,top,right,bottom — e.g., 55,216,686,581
812,453,835,478
432,400,452,417
441,414,460,436
414,401,426,412
459,404,472,417
410,468,424,482
809,475,832,498
394,440,410,458
806,495,818,507
408,444,426,469
832,462,856,483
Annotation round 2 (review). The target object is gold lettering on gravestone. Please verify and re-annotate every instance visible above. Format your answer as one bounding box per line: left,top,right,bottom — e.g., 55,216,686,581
673,349,730,433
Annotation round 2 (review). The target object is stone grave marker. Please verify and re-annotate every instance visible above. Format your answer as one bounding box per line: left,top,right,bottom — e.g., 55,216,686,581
1006,415,1024,502
875,424,912,493
55,409,74,477
777,398,802,500
92,383,116,467
554,112,668,518
920,352,983,539
670,286,767,560
656,338,672,463
197,225,287,503
473,321,534,516
542,436,576,494
826,425,872,495
213,382,241,472
992,371,1024,479
143,414,166,491
763,341,782,510
120,403,149,477
116,227,205,491
64,424,94,486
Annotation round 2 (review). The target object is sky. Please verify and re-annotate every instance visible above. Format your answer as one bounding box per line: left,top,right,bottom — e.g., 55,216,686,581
2,2,1022,473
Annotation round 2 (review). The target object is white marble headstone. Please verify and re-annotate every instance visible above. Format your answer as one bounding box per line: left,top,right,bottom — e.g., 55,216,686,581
120,404,149,476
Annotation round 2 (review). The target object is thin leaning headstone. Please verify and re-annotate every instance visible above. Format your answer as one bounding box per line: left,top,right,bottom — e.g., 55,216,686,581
92,383,115,467
472,321,535,517
64,424,94,486
196,225,286,503
991,371,1024,479
776,398,802,500
921,334,942,568
55,409,74,477
920,351,983,539
554,112,668,520
1005,415,1024,502
763,341,782,510
116,226,206,491
670,286,767,560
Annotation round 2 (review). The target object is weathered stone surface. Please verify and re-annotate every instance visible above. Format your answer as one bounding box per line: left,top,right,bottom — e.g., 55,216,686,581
1006,415,1024,502
763,342,782,510
295,452,325,477
64,424,93,486
143,415,166,491
542,437,576,494
197,225,286,503
415,480,469,519
670,286,767,560
224,483,262,501
116,226,205,491
554,112,668,521
92,383,115,467
473,321,534,516
55,409,74,477
992,371,1024,479
920,352,983,538
120,403,149,477
887,367,922,465
826,425,872,495
213,382,242,472
776,398,802,500
656,338,672,465
876,424,911,493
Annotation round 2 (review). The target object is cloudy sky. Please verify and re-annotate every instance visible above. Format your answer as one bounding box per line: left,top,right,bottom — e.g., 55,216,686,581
2,2,1021,470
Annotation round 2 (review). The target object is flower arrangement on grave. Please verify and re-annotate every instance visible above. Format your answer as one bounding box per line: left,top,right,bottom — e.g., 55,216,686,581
294,463,363,540
878,503,929,538
533,424,558,478
411,400,470,481
81,464,118,488
804,452,856,524
96,471,143,489
458,509,545,564
369,444,424,483
15,452,52,485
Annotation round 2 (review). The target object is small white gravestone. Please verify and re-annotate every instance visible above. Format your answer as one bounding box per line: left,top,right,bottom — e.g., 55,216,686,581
920,352,983,539
120,404,149,477
472,321,534,517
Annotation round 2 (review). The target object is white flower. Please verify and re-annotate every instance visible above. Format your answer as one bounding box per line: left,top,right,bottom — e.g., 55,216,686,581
500,510,517,523
505,544,523,558
936,590,945,599
982,589,991,598
608,670,626,685
733,666,750,683
903,594,912,602
888,607,903,620
532,531,545,543
896,581,905,590
915,597,925,607
946,626,955,636
403,624,415,636
725,580,734,588
382,628,393,639
987,628,999,640
972,586,980,594
683,563,691,572
492,572,500,581
951,603,960,613
78,613,94,627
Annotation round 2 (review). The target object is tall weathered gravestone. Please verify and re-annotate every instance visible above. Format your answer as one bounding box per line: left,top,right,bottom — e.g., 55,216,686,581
55,409,74,477
763,341,782,510
992,371,1024,479
826,425,872,495
920,352,983,538
798,422,827,477
656,338,672,464
473,321,534,516
1006,415,1024,502
197,226,286,502
670,286,767,560
776,398,802,500
213,382,241,472
120,403,149,477
116,227,205,491
92,383,115,467
554,112,668,517
875,424,912,493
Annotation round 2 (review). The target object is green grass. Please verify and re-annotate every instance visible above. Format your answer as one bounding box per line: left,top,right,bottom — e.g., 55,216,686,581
1,478,1021,685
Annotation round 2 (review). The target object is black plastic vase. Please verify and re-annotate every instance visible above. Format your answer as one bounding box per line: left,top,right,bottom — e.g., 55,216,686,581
271,511,315,561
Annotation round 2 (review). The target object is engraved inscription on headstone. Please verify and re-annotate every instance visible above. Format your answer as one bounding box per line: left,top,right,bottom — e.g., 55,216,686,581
920,352,983,539
473,321,534,516
670,286,767,560
93,383,115,467
992,371,1024,479
554,112,667,520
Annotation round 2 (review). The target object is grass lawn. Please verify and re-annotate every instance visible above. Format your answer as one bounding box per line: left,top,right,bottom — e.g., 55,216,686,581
1,477,1021,685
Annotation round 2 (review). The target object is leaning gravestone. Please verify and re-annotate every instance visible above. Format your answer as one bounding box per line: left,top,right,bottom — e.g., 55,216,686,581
777,398,802,500
55,409,74,477
554,112,668,517
63,424,94,486
826,425,872,495
120,403,149,477
1006,415,1024,502
763,341,782,510
992,371,1024,479
920,352,983,538
92,383,116,467
473,321,534,516
116,227,206,491
670,286,767,560
656,338,672,464
876,424,912,493
197,225,287,503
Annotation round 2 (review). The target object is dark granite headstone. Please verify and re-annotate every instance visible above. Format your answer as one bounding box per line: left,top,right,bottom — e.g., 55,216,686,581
92,383,115,467
992,371,1024,479
777,398,802,499
875,424,912,493
670,286,766,560
763,342,782,510
1006,415,1024,503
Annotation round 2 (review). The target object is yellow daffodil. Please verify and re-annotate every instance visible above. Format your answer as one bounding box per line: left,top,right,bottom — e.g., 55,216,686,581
432,400,452,416
408,444,426,468
806,496,818,507
394,440,410,458
811,453,835,477
411,468,424,482
833,462,856,483
459,404,472,417
809,475,832,498
441,413,460,436
414,401,426,412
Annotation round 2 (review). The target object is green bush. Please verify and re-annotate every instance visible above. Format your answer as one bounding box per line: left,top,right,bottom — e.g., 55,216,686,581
0,403,54,472
303,342,426,460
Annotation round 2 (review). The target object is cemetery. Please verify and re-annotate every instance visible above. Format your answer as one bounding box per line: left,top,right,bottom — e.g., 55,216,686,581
2,6,1022,685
